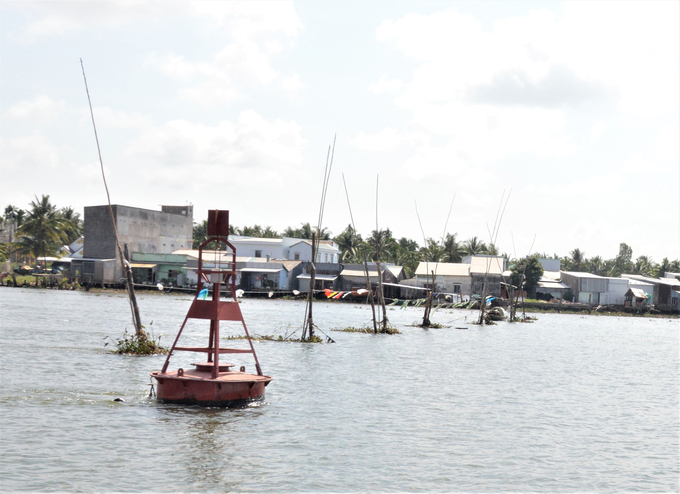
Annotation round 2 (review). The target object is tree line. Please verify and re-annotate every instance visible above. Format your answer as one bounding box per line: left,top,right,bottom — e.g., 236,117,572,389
3,199,675,284
197,221,678,281
1,195,83,264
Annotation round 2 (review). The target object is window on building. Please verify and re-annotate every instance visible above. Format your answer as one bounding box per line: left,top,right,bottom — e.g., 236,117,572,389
255,250,262,258
325,253,328,262
453,285,461,294
294,252,300,260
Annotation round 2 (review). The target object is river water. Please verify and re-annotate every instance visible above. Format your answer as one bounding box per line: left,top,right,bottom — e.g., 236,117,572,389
0,288,678,492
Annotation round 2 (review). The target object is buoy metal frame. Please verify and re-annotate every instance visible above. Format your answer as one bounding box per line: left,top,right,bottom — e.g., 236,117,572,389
151,210,272,406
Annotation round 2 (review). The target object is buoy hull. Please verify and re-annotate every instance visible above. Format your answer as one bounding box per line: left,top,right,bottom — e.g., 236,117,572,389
151,370,272,407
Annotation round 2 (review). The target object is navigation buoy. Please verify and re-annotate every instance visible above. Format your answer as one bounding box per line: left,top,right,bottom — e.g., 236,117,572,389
150,210,272,407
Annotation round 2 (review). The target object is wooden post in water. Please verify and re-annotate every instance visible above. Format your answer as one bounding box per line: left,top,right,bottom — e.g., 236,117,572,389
303,233,317,341
81,59,144,339
361,248,378,333
376,259,388,331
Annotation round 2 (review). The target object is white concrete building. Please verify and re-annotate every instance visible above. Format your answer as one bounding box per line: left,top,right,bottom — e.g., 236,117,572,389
227,236,340,263
599,278,653,305
412,262,471,295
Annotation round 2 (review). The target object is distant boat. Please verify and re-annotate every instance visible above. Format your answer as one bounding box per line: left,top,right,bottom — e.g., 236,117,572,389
487,307,507,321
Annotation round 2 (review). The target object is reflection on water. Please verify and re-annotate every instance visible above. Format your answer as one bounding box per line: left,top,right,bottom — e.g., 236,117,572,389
0,288,678,492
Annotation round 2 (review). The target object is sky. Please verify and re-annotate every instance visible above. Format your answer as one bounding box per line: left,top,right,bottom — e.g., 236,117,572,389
1,0,678,262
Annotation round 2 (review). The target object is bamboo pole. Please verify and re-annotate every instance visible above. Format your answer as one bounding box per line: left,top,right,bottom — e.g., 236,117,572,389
80,59,144,338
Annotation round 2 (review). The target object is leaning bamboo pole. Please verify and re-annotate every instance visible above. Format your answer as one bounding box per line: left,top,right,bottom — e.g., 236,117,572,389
81,59,145,339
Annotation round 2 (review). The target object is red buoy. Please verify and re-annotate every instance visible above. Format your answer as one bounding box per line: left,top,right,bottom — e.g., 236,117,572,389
151,210,272,406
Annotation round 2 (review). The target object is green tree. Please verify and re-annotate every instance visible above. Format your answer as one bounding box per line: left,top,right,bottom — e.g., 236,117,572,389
261,226,279,238
463,236,488,256
587,255,607,276
283,223,330,240
334,225,364,263
15,195,68,264
391,237,420,277
632,255,656,277
366,228,396,262
610,242,633,276
420,238,443,262
568,248,586,272
510,256,544,298
58,206,83,243
656,257,672,278
192,219,208,248
442,233,463,263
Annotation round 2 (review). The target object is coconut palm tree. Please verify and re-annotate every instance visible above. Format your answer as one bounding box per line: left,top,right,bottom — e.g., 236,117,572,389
366,228,395,262
463,236,488,256
656,257,672,278
283,223,330,240
58,206,83,243
568,248,586,272
632,255,656,277
15,195,68,265
420,238,443,262
261,226,279,238
442,233,463,263
587,255,607,276
334,225,363,263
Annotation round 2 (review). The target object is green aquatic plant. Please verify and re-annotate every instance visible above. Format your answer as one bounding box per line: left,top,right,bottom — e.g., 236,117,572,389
107,328,168,355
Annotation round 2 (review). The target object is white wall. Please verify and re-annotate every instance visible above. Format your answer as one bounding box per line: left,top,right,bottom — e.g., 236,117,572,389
228,237,283,259
600,278,629,305
286,242,313,261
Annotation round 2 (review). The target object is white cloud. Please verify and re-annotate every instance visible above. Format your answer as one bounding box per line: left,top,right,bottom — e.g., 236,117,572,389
142,2,303,105
5,0,171,41
126,110,306,173
364,0,677,185
376,2,678,118
351,128,429,153
80,107,153,130
0,133,62,173
369,74,405,95
590,122,606,143
4,95,65,123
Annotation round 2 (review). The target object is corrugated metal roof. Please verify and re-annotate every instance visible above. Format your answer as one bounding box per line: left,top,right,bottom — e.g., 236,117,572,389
623,274,680,287
627,288,648,299
468,257,504,275
229,236,283,244
386,265,403,278
562,271,605,278
297,274,337,281
537,280,569,290
240,268,282,273
341,269,379,278
130,263,157,269
415,262,470,277
541,270,561,281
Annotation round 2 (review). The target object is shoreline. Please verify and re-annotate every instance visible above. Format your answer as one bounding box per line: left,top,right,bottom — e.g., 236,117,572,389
3,283,677,319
